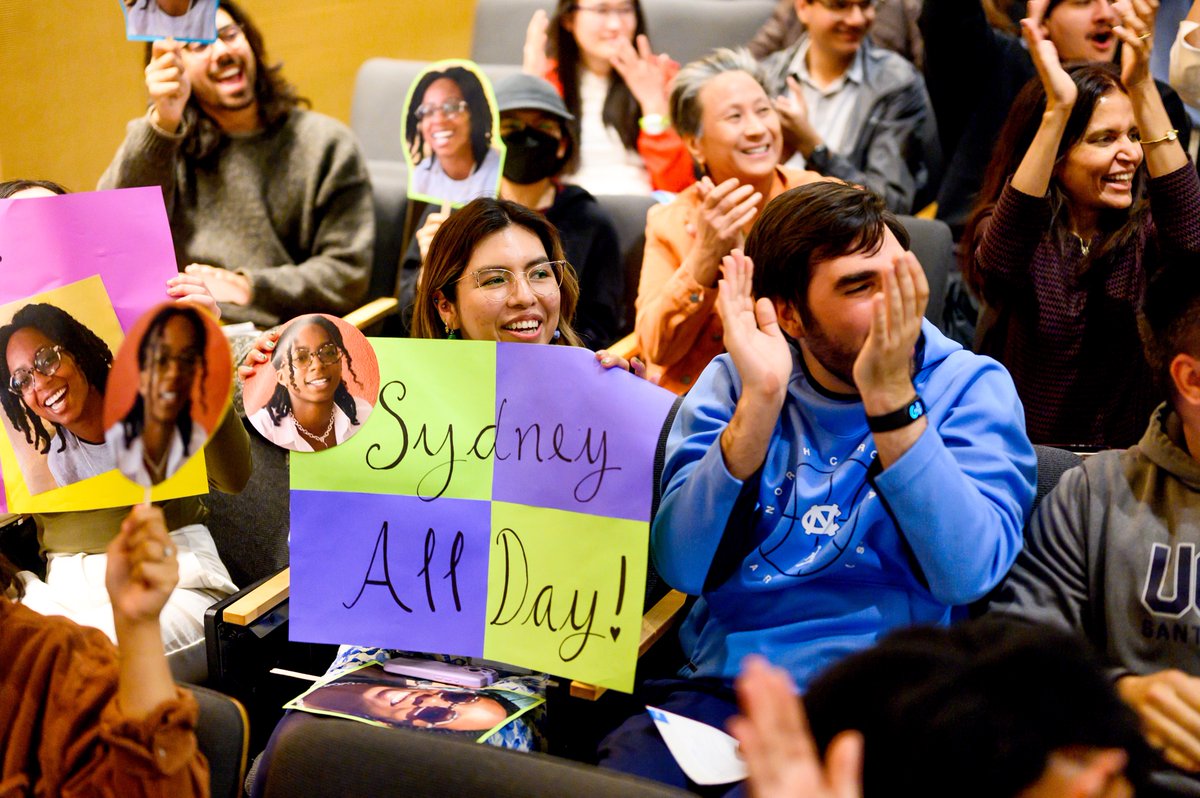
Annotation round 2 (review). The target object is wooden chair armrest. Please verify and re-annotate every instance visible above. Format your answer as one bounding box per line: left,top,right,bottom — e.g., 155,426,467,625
222,567,290,626
915,201,938,220
568,589,687,700
604,332,640,361
342,297,399,330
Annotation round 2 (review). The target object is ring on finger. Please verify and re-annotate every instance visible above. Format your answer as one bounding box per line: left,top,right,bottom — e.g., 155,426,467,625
1139,31,1151,39
163,544,175,558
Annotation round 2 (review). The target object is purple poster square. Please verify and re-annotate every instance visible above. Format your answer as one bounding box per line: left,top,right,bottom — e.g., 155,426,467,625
290,490,491,657
493,343,676,521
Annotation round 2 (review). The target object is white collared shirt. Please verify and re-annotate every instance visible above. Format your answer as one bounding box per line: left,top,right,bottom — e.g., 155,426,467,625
248,396,374,452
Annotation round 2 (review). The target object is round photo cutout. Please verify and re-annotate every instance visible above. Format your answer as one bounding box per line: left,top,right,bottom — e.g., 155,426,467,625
102,303,233,487
243,314,379,453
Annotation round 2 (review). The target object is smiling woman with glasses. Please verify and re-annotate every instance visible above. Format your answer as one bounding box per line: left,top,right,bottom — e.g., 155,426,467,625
247,314,373,452
0,303,115,489
405,65,503,205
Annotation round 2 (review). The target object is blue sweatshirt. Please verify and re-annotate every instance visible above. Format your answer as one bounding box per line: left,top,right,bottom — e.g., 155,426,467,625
653,321,1036,688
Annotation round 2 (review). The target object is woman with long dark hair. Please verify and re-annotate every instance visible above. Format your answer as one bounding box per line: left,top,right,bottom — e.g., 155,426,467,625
963,0,1200,449
109,306,210,486
247,314,372,452
522,0,693,194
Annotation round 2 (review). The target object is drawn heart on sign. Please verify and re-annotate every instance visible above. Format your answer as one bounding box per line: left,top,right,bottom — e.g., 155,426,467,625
610,626,621,641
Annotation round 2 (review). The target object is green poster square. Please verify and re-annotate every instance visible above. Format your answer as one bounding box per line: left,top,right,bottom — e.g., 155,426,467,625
290,338,496,501
483,501,648,694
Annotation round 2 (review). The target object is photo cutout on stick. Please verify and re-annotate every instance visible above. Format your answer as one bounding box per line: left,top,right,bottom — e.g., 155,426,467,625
404,59,505,207
243,314,380,453
103,303,232,487
0,277,125,497
120,0,219,43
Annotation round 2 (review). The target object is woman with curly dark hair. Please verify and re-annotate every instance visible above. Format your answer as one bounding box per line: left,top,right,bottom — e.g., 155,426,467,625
1,303,114,488
108,306,210,486
247,315,372,452
406,65,503,204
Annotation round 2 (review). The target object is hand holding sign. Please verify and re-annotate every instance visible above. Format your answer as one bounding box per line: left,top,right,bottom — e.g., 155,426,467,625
289,340,676,692
145,39,190,134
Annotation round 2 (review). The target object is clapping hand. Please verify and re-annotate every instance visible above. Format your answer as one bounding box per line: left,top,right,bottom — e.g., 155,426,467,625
610,34,673,116
522,9,551,77
717,250,792,401
690,178,763,286
1023,0,1077,111
851,251,928,412
729,656,864,798
1114,0,1159,88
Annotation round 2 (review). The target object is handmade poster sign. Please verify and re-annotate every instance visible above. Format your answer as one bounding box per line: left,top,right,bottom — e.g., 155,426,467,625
0,188,203,513
243,314,380,453
403,59,505,207
120,0,220,43
103,303,233,487
289,340,676,693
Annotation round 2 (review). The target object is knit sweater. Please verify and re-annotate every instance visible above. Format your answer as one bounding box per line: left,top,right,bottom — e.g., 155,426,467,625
98,109,375,328
0,600,207,797
971,161,1200,449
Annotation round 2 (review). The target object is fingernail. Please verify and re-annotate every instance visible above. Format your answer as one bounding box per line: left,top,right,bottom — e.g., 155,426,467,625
602,357,613,366
265,340,275,350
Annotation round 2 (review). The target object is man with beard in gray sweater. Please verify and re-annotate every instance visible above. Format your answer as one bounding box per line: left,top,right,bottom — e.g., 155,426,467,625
991,258,1200,797
100,0,373,329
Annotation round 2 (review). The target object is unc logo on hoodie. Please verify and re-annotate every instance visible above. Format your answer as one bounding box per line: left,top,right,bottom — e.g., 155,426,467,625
746,443,878,581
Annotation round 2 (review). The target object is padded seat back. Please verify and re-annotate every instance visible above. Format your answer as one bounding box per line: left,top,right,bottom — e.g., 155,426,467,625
261,714,692,797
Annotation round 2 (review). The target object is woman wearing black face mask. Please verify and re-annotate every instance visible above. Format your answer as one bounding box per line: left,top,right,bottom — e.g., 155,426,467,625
399,74,624,349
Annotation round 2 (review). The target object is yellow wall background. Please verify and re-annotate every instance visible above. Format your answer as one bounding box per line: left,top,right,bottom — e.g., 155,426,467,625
0,1,476,190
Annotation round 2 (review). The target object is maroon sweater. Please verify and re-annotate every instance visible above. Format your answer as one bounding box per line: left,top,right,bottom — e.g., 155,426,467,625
972,163,1200,449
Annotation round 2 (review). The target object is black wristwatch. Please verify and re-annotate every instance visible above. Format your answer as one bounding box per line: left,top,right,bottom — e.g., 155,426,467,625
866,395,926,433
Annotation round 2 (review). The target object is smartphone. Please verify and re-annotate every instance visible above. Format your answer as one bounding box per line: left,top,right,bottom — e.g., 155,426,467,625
381,655,499,688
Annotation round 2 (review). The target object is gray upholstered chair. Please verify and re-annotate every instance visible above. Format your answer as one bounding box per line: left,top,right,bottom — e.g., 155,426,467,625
260,714,693,798
190,683,250,798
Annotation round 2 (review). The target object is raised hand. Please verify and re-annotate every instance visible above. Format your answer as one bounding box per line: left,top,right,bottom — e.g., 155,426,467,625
106,505,179,626
717,250,792,399
1023,0,1077,110
774,75,821,157
729,656,864,798
851,251,928,412
1114,0,1159,88
689,178,763,286
522,9,551,77
146,39,191,133
610,34,672,116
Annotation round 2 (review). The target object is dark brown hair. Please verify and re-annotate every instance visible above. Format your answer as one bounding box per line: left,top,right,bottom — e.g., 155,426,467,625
0,552,23,601
962,63,1148,297
747,182,909,323
547,0,649,156
411,197,582,346
1140,259,1200,397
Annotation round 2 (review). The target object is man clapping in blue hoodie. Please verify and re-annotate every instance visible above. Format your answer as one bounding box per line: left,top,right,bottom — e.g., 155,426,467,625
600,181,1037,793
